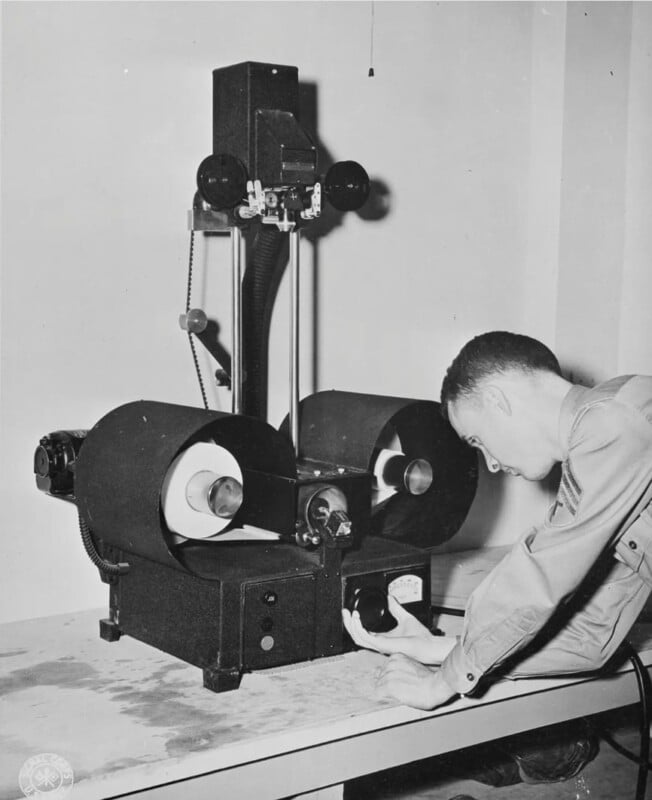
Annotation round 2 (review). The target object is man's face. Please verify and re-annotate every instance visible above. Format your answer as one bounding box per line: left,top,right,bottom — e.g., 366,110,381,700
447,393,554,482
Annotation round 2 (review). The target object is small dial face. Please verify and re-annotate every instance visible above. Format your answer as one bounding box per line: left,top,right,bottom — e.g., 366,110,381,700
387,574,423,605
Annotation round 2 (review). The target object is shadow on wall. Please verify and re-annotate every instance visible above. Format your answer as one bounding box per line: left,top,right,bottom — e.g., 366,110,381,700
433,455,562,553
298,79,392,239
189,79,393,421
433,457,509,552
562,361,599,388
302,122,391,402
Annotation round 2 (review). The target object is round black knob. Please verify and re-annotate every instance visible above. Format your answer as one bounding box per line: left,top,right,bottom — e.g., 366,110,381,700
347,586,397,633
262,590,278,606
324,161,370,211
34,443,55,477
196,154,248,210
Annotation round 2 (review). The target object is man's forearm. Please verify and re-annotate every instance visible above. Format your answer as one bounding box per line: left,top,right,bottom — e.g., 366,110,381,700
424,634,458,665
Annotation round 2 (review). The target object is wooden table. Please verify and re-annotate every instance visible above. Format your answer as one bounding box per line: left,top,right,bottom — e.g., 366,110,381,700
2,554,651,800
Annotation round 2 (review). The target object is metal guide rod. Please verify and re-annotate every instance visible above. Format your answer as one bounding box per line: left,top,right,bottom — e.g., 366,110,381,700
231,226,243,414
289,229,300,457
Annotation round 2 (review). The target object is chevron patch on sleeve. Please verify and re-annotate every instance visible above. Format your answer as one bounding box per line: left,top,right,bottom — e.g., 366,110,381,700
549,462,583,526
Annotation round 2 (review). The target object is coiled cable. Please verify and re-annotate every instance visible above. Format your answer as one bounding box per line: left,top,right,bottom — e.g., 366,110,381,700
78,512,129,577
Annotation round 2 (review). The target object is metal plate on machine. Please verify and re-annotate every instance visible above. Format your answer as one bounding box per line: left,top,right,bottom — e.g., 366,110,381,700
243,575,317,669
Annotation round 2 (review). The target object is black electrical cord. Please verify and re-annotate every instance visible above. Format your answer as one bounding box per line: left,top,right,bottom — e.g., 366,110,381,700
623,640,651,800
600,730,652,770
185,229,209,410
78,513,129,577
582,641,650,798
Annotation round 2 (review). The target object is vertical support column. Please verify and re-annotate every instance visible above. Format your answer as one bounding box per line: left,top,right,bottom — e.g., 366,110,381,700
231,226,243,414
289,229,300,457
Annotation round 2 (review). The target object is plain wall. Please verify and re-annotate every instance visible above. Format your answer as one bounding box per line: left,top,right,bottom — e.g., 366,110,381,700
1,1,651,623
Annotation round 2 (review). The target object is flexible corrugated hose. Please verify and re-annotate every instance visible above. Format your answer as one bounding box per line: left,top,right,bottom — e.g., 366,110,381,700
242,225,289,420
78,512,129,577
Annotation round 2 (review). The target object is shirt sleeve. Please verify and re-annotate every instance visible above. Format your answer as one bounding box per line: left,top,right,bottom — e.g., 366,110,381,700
439,400,652,696
506,557,651,677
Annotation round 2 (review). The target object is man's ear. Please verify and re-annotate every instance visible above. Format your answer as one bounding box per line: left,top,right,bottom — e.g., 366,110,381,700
483,384,512,416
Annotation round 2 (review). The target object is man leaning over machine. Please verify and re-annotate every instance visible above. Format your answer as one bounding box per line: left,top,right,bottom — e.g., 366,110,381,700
343,331,652,711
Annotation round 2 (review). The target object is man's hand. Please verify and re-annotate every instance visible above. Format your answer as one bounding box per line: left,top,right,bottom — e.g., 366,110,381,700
342,594,456,664
375,653,457,710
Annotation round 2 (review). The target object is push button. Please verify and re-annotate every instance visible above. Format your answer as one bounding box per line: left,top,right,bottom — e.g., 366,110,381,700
629,540,638,550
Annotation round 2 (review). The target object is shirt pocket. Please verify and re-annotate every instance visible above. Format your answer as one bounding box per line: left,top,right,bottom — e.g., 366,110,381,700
613,506,652,588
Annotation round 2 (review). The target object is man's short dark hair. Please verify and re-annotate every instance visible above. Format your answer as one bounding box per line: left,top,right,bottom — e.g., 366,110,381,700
440,331,561,419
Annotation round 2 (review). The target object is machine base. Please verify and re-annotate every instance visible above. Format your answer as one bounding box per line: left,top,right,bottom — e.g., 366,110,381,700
99,536,431,692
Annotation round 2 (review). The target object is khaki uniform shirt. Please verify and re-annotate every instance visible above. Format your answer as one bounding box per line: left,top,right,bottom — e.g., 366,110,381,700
440,375,652,696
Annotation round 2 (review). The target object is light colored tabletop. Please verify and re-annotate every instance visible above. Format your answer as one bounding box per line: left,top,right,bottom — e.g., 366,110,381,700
2,562,651,800
1,607,398,799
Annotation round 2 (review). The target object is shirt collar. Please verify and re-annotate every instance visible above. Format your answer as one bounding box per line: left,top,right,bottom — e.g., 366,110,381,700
558,384,588,459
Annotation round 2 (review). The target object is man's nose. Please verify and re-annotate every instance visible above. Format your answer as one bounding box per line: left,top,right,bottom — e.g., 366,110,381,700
479,447,501,473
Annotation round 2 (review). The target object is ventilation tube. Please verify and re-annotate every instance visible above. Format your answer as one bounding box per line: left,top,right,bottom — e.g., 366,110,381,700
242,226,289,419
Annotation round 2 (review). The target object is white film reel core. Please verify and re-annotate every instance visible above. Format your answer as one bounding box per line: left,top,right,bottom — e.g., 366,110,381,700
161,442,243,539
